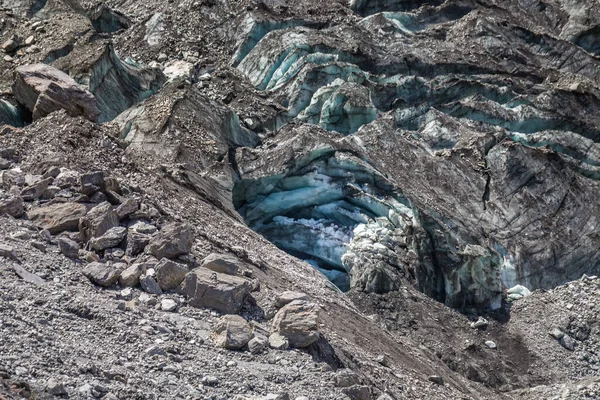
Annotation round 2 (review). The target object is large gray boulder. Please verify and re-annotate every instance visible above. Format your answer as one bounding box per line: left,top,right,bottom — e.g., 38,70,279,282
13,64,101,122
27,202,87,234
182,267,252,314
146,223,193,259
271,301,320,348
212,315,254,350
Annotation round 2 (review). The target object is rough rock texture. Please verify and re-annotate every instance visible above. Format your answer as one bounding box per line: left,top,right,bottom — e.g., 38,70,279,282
2,0,600,398
212,315,254,350
13,64,100,121
79,201,119,243
146,223,193,260
155,258,188,291
271,301,321,348
83,262,119,287
27,202,87,234
182,268,253,314
201,253,241,275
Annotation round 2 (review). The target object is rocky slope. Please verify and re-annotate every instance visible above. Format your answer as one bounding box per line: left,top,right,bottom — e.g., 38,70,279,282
1,0,600,399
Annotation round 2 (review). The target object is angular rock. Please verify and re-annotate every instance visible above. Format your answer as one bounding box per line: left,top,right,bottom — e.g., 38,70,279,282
125,231,150,256
2,37,19,52
20,177,52,201
560,335,576,351
212,315,254,350
0,244,18,260
116,198,138,219
160,298,178,312
119,263,145,287
275,291,309,308
470,317,488,330
27,202,87,234
155,258,188,291
140,275,163,294
79,171,104,196
90,226,127,251
83,262,120,287
485,340,497,349
146,223,193,259
201,253,241,275
248,335,267,354
13,64,101,122
334,371,361,388
0,196,24,217
341,386,372,400
45,379,67,396
58,237,79,258
271,301,320,348
54,170,79,189
79,202,119,243
268,332,289,350
182,267,252,314
549,328,565,340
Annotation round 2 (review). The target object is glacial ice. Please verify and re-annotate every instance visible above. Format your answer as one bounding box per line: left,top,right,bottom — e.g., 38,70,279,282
87,44,166,123
0,100,24,127
234,152,415,291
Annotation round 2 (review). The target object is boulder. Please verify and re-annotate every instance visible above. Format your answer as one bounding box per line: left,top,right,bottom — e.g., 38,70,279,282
212,315,254,350
182,267,252,314
58,237,79,258
20,177,53,201
12,64,101,122
79,202,119,243
125,231,150,256
271,301,320,348
248,335,268,354
268,333,289,350
341,386,373,400
155,258,188,291
161,298,178,311
140,275,163,295
146,223,193,259
201,253,241,275
27,202,87,234
275,291,309,308
116,198,138,219
90,226,127,251
0,196,24,217
83,262,119,287
79,171,104,196
119,263,145,287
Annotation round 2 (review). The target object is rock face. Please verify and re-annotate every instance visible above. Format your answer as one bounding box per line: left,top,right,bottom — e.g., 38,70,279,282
146,223,193,260
182,267,253,314
212,315,254,350
12,64,100,122
271,301,320,348
27,203,87,234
